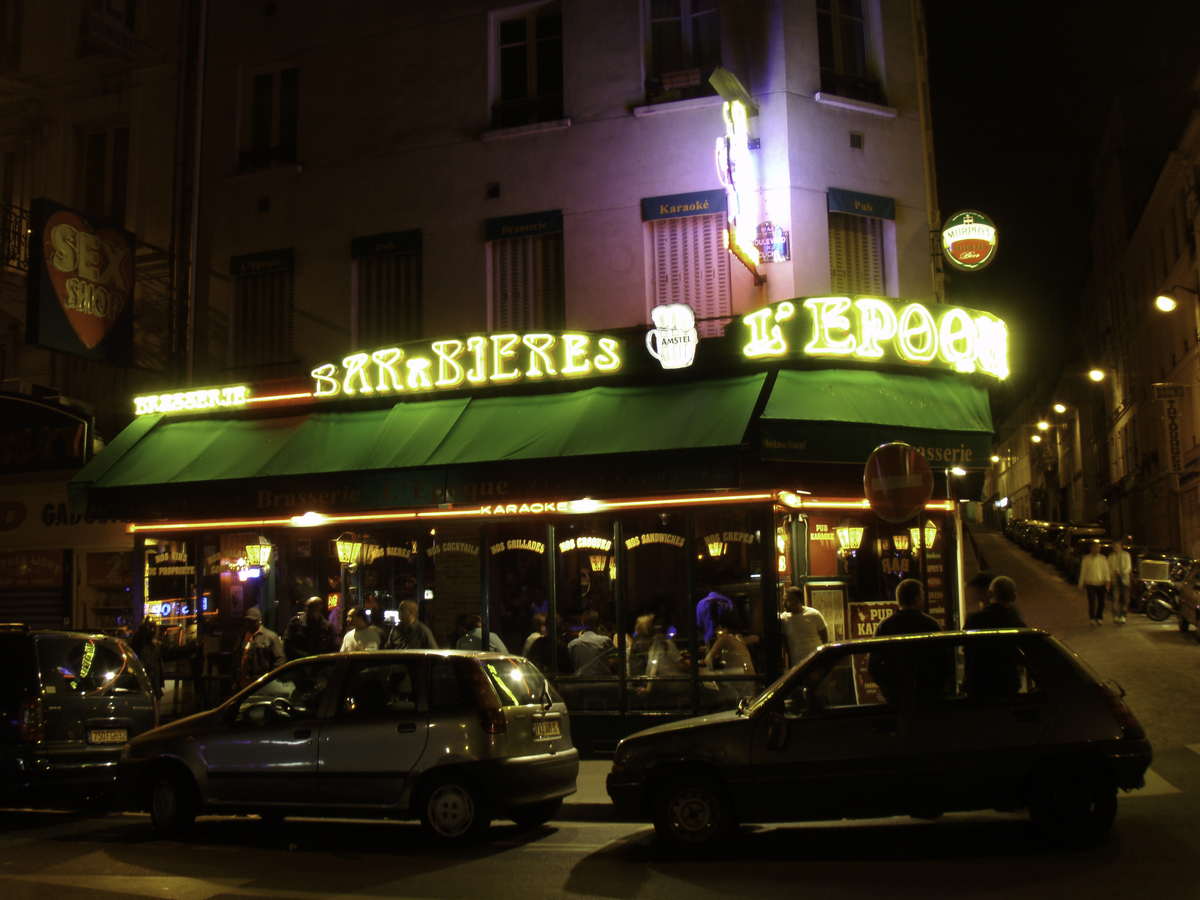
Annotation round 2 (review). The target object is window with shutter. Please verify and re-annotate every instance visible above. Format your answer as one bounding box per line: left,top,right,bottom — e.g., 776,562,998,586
491,232,565,330
232,269,294,369
651,213,730,337
357,251,422,346
828,210,885,295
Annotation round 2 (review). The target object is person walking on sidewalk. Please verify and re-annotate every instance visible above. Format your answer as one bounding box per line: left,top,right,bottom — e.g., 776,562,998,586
1109,540,1132,624
1078,541,1111,627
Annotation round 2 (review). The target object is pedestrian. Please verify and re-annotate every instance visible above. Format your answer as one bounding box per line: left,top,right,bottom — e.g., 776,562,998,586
780,586,828,668
874,579,942,636
235,607,285,690
386,600,438,649
1109,539,1132,624
283,596,338,661
964,570,995,611
340,606,382,652
455,614,509,653
1078,541,1111,626
965,576,1026,630
963,576,1025,701
568,610,615,676
130,618,164,700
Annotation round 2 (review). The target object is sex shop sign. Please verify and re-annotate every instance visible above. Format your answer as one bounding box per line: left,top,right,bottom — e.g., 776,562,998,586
25,198,136,366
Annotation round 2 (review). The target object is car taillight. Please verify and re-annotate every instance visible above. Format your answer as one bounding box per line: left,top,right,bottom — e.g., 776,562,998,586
18,696,44,743
1094,683,1145,740
478,708,507,735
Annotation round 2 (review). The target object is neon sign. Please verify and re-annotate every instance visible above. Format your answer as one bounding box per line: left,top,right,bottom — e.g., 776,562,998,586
135,385,249,416
715,100,760,272
312,331,623,399
741,296,1008,379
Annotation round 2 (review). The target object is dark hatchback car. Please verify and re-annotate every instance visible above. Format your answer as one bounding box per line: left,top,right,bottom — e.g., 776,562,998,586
119,650,577,843
607,630,1150,851
0,628,157,805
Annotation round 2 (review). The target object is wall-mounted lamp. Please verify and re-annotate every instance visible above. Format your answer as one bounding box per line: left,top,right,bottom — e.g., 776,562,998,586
707,540,727,558
336,532,363,568
1036,421,1049,431
1031,434,1042,443
990,455,1000,463
909,521,938,551
590,554,609,572
244,538,272,569
1053,403,1067,413
835,524,864,555
892,534,909,551
1154,285,1198,313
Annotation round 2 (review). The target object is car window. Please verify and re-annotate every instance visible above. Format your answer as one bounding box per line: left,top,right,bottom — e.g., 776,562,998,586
911,640,1042,707
37,636,146,697
233,659,339,724
484,657,560,707
781,648,891,714
339,660,421,718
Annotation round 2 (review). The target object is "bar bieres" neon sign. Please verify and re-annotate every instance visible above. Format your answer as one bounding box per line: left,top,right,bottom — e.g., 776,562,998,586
312,331,623,398
741,296,1008,379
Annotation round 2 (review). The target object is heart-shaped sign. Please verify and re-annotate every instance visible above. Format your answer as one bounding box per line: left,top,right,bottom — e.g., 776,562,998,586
41,210,134,350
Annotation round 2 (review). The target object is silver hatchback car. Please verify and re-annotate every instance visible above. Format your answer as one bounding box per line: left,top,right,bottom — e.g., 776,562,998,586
119,650,577,843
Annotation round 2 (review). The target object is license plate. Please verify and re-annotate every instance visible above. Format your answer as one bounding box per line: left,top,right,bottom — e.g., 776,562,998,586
88,729,127,744
532,719,560,740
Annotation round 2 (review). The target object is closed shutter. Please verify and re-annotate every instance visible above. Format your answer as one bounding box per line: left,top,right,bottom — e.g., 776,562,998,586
358,252,422,346
492,232,565,330
828,211,885,295
232,269,294,368
651,213,730,337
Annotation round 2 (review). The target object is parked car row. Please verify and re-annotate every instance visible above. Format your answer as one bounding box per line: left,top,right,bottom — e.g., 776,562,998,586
1005,519,1109,581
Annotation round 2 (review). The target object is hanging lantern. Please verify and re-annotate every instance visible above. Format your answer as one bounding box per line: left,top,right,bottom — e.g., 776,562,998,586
336,532,363,567
909,522,939,550
245,539,273,568
835,525,864,554
891,534,909,552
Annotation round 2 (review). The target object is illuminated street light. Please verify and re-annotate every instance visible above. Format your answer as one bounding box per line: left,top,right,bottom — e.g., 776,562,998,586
1053,403,1066,413
990,455,1000,462
1037,421,1049,430
1031,434,1042,443
1155,294,1178,312
1088,369,1105,382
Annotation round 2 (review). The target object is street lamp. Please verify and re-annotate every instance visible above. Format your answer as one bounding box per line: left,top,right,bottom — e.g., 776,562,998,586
1154,284,1198,313
335,532,363,568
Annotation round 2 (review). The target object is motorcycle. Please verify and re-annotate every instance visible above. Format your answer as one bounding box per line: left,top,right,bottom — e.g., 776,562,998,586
1142,559,1189,622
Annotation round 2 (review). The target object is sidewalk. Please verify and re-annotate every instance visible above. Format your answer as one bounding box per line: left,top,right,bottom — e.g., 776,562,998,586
570,759,611,805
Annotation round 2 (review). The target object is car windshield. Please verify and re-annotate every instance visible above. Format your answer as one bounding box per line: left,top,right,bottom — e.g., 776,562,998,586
38,636,145,697
482,657,561,706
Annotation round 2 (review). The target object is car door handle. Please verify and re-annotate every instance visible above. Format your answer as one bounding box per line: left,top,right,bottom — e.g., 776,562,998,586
1012,708,1039,723
294,729,312,739
396,722,416,734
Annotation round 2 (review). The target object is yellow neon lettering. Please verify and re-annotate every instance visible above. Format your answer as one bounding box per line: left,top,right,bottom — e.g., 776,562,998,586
974,316,1010,379
432,340,466,387
897,303,937,362
371,348,404,391
938,308,977,372
490,334,522,382
312,364,341,397
342,353,373,395
561,334,592,375
743,302,793,357
523,334,557,378
466,336,488,384
803,297,856,356
595,337,622,372
854,298,898,359
406,358,433,390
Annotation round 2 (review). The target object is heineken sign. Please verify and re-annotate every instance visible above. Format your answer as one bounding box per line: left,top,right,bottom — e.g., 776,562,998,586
940,210,998,272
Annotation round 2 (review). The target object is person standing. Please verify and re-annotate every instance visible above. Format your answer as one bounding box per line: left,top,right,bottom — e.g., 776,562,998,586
235,607,285,690
130,618,165,700
340,606,382,652
964,570,995,612
386,600,439,649
874,579,942,636
283,597,338,661
1078,541,1111,626
780,586,828,668
456,615,509,653
963,576,1026,701
1108,540,1132,625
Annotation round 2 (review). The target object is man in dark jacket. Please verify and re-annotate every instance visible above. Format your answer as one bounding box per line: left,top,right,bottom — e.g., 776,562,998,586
868,579,941,702
130,618,164,699
963,576,1027,701
235,607,285,689
386,600,438,650
283,596,338,661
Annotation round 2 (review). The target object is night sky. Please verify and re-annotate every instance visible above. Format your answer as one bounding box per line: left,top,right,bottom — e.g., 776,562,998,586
926,1,1200,419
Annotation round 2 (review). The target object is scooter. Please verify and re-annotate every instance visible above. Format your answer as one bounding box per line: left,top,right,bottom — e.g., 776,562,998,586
1143,582,1180,621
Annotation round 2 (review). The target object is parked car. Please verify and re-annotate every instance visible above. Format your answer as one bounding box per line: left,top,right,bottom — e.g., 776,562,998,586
1175,561,1200,639
119,650,578,842
1036,524,1068,562
607,630,1150,851
1019,520,1049,553
0,627,158,805
1059,527,1110,579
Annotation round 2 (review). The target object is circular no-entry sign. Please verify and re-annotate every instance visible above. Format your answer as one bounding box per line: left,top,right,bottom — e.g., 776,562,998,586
864,442,934,523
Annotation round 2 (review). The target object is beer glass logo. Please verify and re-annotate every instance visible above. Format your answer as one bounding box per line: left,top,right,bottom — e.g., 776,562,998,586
645,303,698,369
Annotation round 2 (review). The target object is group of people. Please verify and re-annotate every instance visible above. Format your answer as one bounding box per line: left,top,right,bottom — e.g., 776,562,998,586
1078,539,1133,626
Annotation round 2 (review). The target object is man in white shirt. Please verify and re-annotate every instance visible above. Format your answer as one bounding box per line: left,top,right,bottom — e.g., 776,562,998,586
1108,540,1133,625
340,606,381,652
1078,542,1111,627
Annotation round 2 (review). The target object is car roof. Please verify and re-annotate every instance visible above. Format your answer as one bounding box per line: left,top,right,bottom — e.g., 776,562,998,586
822,628,1048,650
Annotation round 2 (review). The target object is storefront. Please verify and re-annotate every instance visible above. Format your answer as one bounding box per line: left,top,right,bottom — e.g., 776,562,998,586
69,296,1004,750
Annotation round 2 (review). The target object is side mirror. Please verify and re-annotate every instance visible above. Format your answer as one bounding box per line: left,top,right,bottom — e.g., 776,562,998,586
766,713,788,752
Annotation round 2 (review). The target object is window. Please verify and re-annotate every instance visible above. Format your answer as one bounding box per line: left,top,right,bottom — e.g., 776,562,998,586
816,0,881,104
240,66,298,171
233,659,338,724
0,0,22,73
493,3,563,128
230,256,295,370
491,232,565,330
338,661,420,718
80,125,130,229
828,210,884,295
645,0,720,103
354,235,422,347
651,214,730,337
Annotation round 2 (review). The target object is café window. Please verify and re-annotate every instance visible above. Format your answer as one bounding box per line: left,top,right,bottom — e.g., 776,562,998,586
828,210,885,296
485,521,551,661
230,256,294,371
651,213,730,337
353,231,423,347
491,232,565,330
492,2,564,129
644,0,721,104
240,65,298,172
816,0,882,104
80,124,130,229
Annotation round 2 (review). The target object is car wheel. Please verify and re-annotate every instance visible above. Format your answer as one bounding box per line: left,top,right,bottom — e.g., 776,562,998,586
419,774,491,844
509,798,562,829
149,772,197,835
652,773,737,853
1028,764,1116,844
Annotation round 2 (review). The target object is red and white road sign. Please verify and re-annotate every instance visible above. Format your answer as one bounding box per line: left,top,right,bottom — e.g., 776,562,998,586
863,442,934,523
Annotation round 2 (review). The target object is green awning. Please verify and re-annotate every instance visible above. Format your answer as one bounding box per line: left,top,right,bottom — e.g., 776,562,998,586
760,368,993,468
69,374,766,516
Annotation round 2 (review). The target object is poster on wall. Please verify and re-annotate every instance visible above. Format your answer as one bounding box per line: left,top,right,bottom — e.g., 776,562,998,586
86,551,134,588
805,581,847,642
807,517,839,577
848,600,901,704
25,198,136,366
